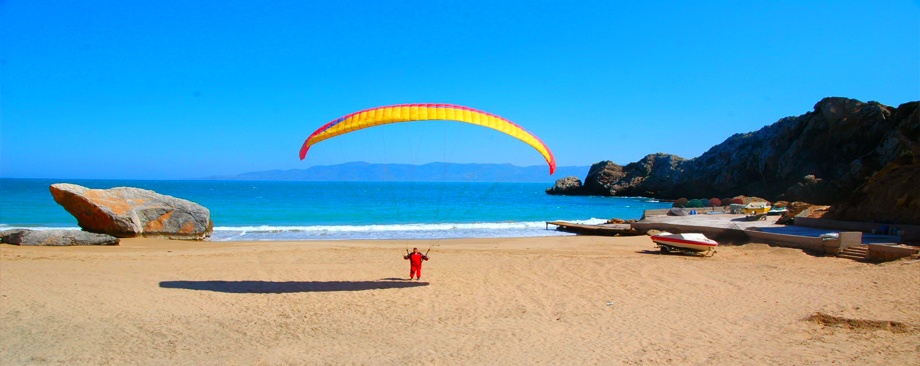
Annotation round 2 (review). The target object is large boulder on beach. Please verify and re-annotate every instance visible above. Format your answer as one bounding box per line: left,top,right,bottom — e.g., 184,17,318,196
49,183,213,240
1,229,119,246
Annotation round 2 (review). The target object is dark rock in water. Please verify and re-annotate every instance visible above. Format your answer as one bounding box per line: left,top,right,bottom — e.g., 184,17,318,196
49,183,213,240
581,154,687,197
546,176,586,195
1,229,119,246
545,97,920,225
581,161,624,195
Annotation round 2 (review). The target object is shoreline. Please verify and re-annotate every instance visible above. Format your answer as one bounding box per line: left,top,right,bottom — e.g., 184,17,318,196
2,236,918,364
1,220,605,242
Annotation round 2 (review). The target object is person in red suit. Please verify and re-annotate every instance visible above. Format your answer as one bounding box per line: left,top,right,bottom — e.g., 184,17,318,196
403,247,429,280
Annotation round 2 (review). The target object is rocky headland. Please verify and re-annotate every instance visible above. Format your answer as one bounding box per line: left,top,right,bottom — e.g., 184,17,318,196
547,97,920,225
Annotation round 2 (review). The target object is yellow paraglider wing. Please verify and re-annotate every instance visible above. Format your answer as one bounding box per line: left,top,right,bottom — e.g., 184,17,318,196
299,103,556,174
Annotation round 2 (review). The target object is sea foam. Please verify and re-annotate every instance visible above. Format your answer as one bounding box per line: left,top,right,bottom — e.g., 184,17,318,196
209,220,604,241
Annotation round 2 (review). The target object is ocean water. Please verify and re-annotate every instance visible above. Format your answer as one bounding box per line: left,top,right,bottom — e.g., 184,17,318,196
0,179,671,241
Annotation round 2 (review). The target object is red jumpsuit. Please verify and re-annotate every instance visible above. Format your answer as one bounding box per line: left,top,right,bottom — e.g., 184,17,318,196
405,252,428,279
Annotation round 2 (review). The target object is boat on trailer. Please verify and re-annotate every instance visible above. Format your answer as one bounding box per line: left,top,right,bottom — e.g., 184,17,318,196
650,232,719,255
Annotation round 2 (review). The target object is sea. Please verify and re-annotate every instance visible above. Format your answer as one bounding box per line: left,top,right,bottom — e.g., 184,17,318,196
0,179,671,241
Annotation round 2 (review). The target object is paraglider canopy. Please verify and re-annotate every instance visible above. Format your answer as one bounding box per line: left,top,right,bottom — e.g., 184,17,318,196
299,103,556,174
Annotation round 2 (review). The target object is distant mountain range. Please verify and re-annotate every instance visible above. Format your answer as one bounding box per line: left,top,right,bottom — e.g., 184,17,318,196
202,162,590,183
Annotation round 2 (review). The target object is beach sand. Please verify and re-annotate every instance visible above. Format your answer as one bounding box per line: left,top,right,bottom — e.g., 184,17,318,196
1,236,918,365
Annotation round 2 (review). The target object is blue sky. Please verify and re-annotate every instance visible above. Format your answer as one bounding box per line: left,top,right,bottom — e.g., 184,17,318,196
1,1,918,179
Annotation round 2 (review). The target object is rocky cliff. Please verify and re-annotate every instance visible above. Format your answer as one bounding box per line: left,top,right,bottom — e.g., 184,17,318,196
547,97,920,225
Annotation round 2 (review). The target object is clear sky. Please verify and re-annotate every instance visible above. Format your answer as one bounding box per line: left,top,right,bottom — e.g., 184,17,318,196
1,1,918,179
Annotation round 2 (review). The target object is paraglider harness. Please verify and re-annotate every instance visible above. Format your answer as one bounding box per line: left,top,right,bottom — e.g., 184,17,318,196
404,247,430,261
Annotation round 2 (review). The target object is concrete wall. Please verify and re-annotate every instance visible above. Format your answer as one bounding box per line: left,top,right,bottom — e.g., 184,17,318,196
642,208,726,219
641,209,672,219
743,230,826,253
837,232,862,251
818,232,862,255
631,222,728,239
795,217,920,243
867,245,920,263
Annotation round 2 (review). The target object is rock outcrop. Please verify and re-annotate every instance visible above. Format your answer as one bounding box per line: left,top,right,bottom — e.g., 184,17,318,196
49,183,213,240
680,97,916,203
822,153,920,225
546,176,585,195
547,97,919,225
1,229,119,246
579,154,687,196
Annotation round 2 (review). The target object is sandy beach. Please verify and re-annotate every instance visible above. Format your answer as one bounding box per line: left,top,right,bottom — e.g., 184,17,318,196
1,236,918,365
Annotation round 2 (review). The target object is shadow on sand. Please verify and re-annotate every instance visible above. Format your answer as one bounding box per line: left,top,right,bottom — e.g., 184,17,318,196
635,249,711,257
159,279,428,293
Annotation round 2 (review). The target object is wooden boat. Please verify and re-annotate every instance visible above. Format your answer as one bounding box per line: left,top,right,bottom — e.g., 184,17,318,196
651,232,719,255
743,202,772,221
743,202,771,215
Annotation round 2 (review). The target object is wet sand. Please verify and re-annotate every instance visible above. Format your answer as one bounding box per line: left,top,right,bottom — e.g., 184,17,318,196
1,236,918,365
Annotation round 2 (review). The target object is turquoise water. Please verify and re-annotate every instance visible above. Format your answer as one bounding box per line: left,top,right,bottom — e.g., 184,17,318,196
0,179,670,241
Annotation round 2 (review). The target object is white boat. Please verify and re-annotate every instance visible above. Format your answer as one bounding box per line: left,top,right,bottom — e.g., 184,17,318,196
767,207,788,215
651,232,719,254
